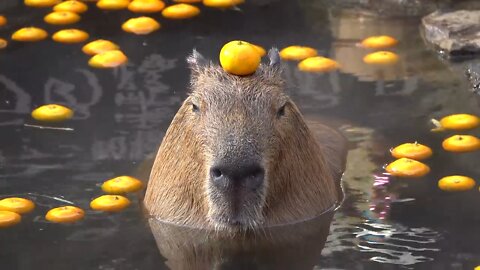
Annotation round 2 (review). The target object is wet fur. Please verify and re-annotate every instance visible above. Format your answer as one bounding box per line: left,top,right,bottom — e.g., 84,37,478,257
144,50,346,231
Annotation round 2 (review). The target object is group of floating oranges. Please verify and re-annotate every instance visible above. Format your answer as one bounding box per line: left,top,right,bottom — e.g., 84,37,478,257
217,35,399,77
1,0,247,68
385,113,479,192
0,176,143,228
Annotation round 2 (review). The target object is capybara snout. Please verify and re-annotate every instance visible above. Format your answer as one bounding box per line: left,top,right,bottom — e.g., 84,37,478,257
209,161,265,191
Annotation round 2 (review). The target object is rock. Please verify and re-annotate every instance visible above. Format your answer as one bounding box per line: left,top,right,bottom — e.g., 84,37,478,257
324,0,448,17
422,10,480,56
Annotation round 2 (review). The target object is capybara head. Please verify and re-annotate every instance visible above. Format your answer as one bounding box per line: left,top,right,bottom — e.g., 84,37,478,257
144,49,339,232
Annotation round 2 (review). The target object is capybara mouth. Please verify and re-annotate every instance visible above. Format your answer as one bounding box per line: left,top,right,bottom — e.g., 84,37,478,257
209,211,264,231
207,189,265,230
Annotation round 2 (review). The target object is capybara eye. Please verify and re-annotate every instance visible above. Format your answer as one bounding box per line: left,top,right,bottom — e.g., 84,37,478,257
277,104,286,117
191,103,199,113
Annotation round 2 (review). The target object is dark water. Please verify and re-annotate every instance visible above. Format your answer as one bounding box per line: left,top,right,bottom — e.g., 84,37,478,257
1,0,480,269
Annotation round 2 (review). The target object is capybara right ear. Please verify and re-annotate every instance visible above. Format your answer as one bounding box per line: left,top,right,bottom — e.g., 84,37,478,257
187,49,208,74
268,48,281,67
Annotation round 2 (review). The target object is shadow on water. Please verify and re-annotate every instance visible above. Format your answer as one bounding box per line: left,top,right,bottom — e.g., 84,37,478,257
1,0,480,269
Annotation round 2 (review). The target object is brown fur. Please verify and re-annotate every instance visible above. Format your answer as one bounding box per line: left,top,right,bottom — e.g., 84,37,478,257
144,51,347,231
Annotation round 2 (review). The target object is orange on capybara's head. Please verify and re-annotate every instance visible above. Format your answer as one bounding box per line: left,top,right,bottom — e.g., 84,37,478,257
144,49,341,232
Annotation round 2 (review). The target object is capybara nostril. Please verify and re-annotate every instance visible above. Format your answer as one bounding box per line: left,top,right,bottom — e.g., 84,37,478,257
210,162,265,191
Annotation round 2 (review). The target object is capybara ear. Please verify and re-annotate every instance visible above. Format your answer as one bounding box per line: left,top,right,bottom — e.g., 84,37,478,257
187,49,208,73
268,48,281,67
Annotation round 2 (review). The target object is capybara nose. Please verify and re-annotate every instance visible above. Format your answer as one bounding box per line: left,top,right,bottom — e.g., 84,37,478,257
210,162,264,191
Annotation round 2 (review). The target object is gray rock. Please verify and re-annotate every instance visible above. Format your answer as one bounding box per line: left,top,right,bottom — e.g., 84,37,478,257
422,10,480,56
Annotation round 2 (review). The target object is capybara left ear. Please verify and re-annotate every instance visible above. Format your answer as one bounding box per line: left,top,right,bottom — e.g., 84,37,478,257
187,49,208,73
268,48,281,67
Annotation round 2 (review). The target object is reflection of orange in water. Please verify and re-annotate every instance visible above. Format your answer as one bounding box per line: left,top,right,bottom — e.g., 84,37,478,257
88,50,128,68
442,135,480,153
298,56,340,73
90,195,131,212
0,211,21,228
44,11,81,25
0,16,7,27
219,40,261,76
11,27,48,42
0,39,7,49
438,175,476,192
128,0,166,13
390,142,433,160
45,206,85,223
122,17,161,35
203,0,244,8
279,46,317,61
385,158,430,178
162,4,200,19
82,39,119,55
102,176,144,194
52,29,89,43
361,35,398,49
54,0,88,13
97,0,130,10
24,0,61,8
0,198,35,214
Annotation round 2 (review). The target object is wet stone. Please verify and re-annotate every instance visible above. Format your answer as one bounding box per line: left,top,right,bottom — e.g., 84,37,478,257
422,10,480,56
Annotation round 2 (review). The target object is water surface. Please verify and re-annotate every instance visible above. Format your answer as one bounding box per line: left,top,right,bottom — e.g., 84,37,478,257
1,0,480,269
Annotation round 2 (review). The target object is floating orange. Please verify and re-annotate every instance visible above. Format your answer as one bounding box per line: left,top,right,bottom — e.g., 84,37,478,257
251,44,266,57
385,158,430,178
44,11,81,25
219,40,261,76
88,50,128,68
174,0,201,2
24,0,60,8
82,39,119,55
0,198,35,214
45,206,85,223
101,176,143,194
11,27,48,42
0,39,7,49
122,17,160,35
0,211,21,228
279,45,317,61
128,0,165,13
442,135,480,153
438,175,476,192
298,56,339,73
161,4,200,19
52,29,89,43
0,16,7,27
363,51,399,65
390,142,433,160
90,195,131,212
96,0,130,10
203,0,244,8
54,0,88,13
31,104,73,122
361,35,398,49
439,114,479,130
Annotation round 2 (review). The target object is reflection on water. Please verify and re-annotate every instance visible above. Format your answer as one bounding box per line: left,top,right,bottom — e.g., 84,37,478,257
1,0,480,269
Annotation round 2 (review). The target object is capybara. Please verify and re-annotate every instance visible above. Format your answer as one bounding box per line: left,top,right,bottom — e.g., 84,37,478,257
144,48,347,231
